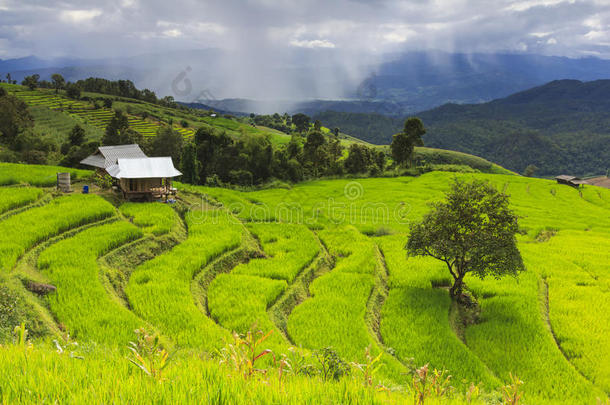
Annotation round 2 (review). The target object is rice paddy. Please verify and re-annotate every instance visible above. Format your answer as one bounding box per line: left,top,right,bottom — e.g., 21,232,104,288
119,202,177,236
1,164,609,403
5,87,193,138
0,187,43,214
37,221,146,344
0,194,115,271
0,162,91,186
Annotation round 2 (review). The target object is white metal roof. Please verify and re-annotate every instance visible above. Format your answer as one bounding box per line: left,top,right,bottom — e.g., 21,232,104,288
109,157,182,179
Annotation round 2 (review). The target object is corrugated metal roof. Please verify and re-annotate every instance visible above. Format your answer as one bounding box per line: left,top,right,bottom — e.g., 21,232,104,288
80,154,106,169
111,157,182,179
81,144,147,169
98,145,146,167
555,175,580,181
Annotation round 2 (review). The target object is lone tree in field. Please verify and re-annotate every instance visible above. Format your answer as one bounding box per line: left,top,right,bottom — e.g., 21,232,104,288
391,117,425,167
51,74,65,94
406,179,525,300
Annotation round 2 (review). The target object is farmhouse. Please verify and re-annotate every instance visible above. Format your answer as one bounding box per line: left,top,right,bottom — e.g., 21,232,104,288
555,174,610,189
81,145,181,201
555,175,587,187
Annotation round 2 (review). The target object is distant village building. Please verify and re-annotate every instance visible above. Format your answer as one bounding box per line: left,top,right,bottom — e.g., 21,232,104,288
555,174,610,189
81,145,181,201
554,175,587,187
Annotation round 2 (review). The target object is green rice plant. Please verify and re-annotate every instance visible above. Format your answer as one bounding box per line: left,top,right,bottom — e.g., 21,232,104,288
208,274,286,338
377,234,499,389
519,230,610,394
0,342,431,404
0,187,43,214
125,209,243,350
37,221,145,345
0,162,92,186
0,194,115,272
236,223,319,282
288,226,405,382
120,202,176,236
207,223,319,354
465,270,603,403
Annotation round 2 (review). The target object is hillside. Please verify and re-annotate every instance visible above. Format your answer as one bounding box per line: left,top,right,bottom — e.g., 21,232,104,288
0,82,512,181
315,80,610,176
5,51,610,116
0,163,609,403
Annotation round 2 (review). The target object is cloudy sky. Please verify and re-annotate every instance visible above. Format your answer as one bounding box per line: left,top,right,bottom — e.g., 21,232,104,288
1,0,609,60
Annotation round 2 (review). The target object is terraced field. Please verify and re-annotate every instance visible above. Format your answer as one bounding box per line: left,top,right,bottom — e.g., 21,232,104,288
1,164,609,403
2,85,192,138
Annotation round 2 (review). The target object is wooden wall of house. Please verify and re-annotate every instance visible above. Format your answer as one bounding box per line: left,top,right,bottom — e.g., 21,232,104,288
119,178,163,192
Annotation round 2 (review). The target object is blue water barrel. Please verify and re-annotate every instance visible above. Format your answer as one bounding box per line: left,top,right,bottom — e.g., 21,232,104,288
83,185,89,194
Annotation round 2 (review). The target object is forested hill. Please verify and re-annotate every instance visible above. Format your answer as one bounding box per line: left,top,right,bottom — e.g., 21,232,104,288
315,80,610,176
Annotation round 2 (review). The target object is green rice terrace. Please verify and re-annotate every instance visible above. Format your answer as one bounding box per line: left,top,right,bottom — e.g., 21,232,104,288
1,162,609,404
0,82,310,145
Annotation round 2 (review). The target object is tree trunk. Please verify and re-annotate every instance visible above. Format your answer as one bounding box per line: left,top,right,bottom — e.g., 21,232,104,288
449,273,465,299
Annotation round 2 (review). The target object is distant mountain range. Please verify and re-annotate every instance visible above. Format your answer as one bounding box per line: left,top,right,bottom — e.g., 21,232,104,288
3,51,610,115
316,80,610,176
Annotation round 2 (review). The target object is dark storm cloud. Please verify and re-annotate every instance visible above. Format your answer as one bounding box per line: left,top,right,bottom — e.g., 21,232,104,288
1,0,608,58
1,0,608,100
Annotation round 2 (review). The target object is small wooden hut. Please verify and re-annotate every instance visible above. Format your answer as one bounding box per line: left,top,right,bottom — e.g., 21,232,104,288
81,145,181,201
555,175,587,187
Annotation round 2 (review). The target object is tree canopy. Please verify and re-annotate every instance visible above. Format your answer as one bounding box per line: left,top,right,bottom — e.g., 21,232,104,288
391,117,426,167
406,178,524,300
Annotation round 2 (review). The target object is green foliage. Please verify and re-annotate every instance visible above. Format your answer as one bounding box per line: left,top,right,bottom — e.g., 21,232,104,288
21,75,39,91
391,117,426,168
378,234,499,390
288,226,404,381
0,92,33,146
120,202,176,236
314,347,351,381
51,74,65,94
127,328,171,380
151,126,183,166
407,179,525,298
180,141,200,184
1,164,610,403
0,285,25,341
292,113,310,133
218,329,276,379
65,83,81,99
68,124,85,146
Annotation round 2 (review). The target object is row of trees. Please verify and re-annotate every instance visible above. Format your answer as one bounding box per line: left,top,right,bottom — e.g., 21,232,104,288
13,73,178,108
1,76,429,185
175,117,426,186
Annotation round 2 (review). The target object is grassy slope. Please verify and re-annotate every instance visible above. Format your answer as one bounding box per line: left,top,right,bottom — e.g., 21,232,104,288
1,82,512,175
1,164,609,402
186,171,610,402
